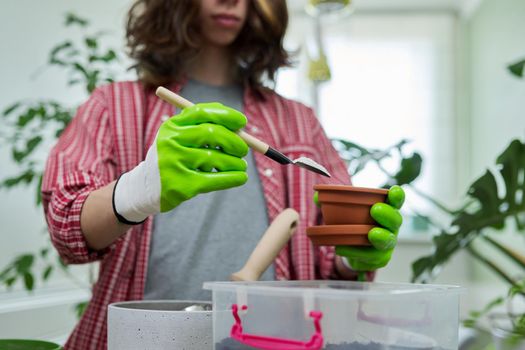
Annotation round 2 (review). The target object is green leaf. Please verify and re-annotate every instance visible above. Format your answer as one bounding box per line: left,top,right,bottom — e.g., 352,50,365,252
40,248,49,258
65,13,88,27
508,279,525,298
15,254,34,274
2,170,35,187
85,37,98,49
6,276,17,288
332,139,373,175
464,171,504,229
393,153,423,185
87,70,100,93
462,296,504,328
334,139,371,156
102,49,117,62
42,266,53,281
55,127,65,138
23,272,34,291
516,314,525,334
74,301,89,319
89,50,117,63
411,256,435,282
49,41,73,65
2,102,21,117
497,139,525,211
508,59,525,78
36,173,43,206
73,62,89,79
50,57,67,66
26,135,43,155
412,139,525,282
16,108,37,127
12,148,24,163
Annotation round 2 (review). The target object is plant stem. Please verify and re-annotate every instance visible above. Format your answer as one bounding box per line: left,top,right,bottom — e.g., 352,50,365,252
467,245,519,287
515,213,525,231
483,235,525,269
60,267,91,290
357,272,367,282
374,161,457,215
405,184,457,215
457,208,525,237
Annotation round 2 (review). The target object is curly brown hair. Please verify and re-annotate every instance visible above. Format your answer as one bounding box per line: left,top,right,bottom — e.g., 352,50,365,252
126,0,291,94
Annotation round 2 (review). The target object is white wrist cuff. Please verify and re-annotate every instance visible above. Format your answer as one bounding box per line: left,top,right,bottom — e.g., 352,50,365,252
113,146,161,223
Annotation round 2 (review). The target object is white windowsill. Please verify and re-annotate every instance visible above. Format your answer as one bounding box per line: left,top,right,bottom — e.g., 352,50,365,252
0,285,90,314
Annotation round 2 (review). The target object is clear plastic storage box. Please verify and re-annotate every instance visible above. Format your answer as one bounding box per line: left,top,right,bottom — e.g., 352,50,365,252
204,280,461,350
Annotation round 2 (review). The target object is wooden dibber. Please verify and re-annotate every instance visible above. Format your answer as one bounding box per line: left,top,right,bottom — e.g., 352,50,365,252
230,208,299,282
155,86,331,177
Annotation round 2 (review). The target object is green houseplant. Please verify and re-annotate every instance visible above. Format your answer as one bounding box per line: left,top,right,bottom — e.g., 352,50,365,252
335,133,525,349
0,13,122,318
409,57,525,346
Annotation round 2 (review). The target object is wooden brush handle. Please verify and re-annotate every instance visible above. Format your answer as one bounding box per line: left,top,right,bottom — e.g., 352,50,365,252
156,86,269,154
230,208,299,282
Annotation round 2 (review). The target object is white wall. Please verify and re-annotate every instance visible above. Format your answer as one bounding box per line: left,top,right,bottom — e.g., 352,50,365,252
467,0,525,180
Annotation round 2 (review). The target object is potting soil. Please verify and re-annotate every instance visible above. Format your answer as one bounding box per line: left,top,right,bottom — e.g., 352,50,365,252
216,338,448,349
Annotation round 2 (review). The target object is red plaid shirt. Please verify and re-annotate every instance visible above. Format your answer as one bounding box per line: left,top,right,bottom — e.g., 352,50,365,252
42,81,351,349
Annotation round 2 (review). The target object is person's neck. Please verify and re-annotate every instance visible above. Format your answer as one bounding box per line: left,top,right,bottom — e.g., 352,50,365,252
187,44,237,86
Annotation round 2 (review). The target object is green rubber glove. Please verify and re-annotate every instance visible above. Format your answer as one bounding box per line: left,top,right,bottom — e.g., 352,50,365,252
113,102,249,223
157,103,249,211
336,185,405,271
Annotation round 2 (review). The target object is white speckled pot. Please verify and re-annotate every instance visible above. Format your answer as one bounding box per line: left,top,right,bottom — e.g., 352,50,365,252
108,300,212,350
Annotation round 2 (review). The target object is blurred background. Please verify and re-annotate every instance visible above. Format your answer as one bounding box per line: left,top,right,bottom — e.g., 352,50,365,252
0,0,524,347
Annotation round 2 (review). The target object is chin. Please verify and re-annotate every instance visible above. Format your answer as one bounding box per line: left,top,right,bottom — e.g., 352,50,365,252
204,32,239,47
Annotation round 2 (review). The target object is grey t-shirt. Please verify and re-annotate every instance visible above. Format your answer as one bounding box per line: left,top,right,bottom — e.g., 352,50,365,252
143,79,272,301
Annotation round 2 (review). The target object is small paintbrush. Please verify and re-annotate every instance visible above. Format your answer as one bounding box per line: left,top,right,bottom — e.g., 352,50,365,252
155,86,331,177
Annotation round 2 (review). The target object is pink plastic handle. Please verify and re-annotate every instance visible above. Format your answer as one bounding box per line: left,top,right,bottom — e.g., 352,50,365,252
230,304,324,350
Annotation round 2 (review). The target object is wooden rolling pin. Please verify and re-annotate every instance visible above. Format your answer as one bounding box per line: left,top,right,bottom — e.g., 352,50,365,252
231,208,299,281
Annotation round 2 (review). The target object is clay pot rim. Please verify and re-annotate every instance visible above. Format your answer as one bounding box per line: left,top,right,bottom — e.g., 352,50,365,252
306,225,374,235
314,184,388,195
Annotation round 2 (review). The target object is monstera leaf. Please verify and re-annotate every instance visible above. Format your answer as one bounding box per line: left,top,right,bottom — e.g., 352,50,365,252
412,139,525,282
332,138,421,187
391,153,423,186
508,59,525,78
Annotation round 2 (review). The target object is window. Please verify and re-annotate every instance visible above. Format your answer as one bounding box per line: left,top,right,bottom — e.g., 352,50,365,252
276,13,457,230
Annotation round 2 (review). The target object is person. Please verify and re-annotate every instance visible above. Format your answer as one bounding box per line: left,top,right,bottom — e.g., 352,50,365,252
41,0,404,349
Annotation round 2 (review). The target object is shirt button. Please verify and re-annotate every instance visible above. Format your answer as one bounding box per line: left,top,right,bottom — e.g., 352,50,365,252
264,168,273,177
161,115,169,122
250,126,259,134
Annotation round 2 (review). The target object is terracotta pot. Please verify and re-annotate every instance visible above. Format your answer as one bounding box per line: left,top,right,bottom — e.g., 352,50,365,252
314,184,388,225
306,225,373,246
